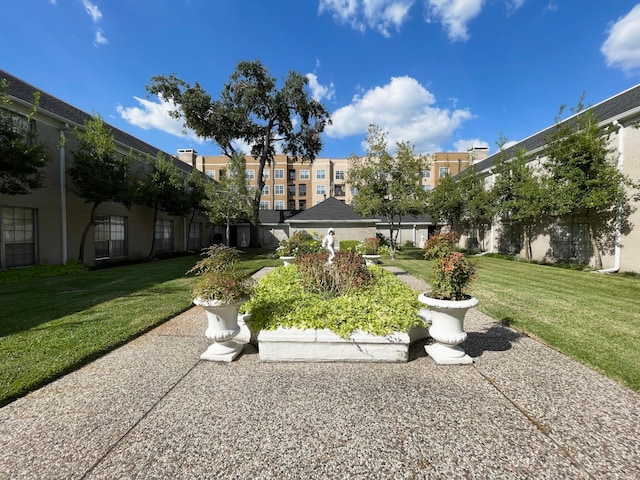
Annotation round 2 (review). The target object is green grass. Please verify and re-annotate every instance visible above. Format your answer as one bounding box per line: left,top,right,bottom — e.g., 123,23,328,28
388,248,640,392
0,249,281,406
2,247,639,406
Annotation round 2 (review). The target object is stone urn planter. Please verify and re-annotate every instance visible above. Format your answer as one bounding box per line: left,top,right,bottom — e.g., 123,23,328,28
194,298,246,362
418,293,478,364
279,255,295,266
361,254,381,266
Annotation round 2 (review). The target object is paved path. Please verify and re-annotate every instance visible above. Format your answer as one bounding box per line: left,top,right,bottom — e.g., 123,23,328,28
1,269,639,479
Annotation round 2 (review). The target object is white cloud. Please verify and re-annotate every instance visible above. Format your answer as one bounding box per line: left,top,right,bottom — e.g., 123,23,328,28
327,76,474,153
117,95,204,144
424,0,484,42
602,4,640,75
82,0,102,23
306,73,336,102
319,0,414,37
94,28,108,46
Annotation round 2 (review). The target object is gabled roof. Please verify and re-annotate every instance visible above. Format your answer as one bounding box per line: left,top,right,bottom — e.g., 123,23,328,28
472,83,640,174
1,70,179,165
287,197,380,223
259,209,301,225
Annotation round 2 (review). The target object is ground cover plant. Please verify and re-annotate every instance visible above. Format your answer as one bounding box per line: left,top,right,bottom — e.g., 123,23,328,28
244,252,423,338
0,249,279,406
390,249,640,392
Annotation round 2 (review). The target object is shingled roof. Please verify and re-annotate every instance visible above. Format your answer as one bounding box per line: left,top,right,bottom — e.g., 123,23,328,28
1,70,175,162
472,83,640,174
259,209,301,225
287,197,380,224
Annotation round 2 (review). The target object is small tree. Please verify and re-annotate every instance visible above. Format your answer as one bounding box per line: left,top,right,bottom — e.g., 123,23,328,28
544,96,639,269
0,79,50,195
426,171,463,229
348,125,429,258
205,155,252,246
185,169,210,250
456,166,494,251
69,115,132,263
135,152,189,258
146,60,331,246
491,145,551,260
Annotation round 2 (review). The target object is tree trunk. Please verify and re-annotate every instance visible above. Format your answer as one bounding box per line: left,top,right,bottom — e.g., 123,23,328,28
78,201,100,264
587,221,603,270
148,203,159,259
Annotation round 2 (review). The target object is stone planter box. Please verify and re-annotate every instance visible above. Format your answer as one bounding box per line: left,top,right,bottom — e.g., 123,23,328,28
257,322,430,363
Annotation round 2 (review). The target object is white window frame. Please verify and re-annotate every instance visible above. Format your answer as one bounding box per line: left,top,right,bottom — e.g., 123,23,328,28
274,200,285,210
274,169,284,179
274,185,284,195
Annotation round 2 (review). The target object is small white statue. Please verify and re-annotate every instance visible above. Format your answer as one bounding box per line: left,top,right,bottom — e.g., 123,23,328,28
322,227,336,262
419,234,426,249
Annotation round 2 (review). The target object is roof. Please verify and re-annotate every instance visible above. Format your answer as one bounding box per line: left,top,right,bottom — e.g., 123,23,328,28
472,83,640,174
258,209,301,225
1,70,182,167
287,197,380,223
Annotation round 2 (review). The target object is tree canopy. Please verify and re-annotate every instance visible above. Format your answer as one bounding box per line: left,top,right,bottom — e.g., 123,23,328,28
69,115,132,263
0,79,50,195
348,124,429,258
146,60,331,245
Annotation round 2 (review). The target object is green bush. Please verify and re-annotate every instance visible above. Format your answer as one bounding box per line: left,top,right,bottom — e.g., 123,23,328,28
423,231,461,260
276,230,323,256
243,264,423,338
339,240,360,252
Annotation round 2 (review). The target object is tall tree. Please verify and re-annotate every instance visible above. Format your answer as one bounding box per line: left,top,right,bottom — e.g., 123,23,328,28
205,155,252,246
135,153,189,258
185,169,210,250
455,166,495,251
0,79,50,195
69,115,132,263
146,60,331,246
426,171,463,230
348,124,429,258
544,96,639,269
491,145,550,260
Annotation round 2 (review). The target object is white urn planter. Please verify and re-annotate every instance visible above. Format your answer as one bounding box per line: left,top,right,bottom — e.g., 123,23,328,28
418,293,478,365
279,256,295,266
194,297,246,362
362,254,381,266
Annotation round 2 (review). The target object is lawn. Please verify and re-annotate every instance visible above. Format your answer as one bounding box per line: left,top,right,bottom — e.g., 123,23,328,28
2,248,639,407
0,250,280,406
389,249,640,392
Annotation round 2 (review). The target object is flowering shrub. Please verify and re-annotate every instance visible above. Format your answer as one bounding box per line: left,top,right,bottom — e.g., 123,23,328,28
295,250,373,297
430,251,477,301
276,230,322,257
186,244,253,303
423,231,460,260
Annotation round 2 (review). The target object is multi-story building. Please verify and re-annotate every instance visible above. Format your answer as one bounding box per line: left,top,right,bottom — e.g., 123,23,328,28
177,148,487,209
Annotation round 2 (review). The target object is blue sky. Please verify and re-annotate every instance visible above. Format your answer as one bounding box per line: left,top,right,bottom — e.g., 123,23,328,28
3,1,640,158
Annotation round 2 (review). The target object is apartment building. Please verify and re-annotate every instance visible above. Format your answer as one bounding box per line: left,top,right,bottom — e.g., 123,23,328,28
177,148,486,209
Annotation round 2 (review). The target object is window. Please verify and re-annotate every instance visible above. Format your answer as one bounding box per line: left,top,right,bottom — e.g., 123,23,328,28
335,185,345,196
316,169,326,179
95,214,127,259
245,169,255,180
288,185,296,196
154,219,174,254
299,185,307,196
423,184,431,192
300,169,310,180
262,185,270,195
288,170,296,181
260,201,270,210
439,167,450,178
1,207,36,268
350,186,358,196
288,200,296,209
262,170,269,179
274,169,284,179
274,200,285,210
316,185,326,195
205,170,215,179
275,185,284,195
422,169,430,178
299,200,306,210
188,222,202,251
335,170,345,180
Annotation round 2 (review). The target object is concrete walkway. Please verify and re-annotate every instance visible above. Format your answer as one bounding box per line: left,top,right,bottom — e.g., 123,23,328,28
1,269,639,479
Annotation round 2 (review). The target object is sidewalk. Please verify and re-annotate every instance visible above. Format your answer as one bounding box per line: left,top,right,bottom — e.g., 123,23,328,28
1,269,639,479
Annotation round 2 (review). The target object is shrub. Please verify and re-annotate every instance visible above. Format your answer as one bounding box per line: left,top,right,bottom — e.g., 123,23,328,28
295,250,373,297
423,231,461,260
430,251,477,301
356,237,381,255
340,240,360,252
276,230,322,256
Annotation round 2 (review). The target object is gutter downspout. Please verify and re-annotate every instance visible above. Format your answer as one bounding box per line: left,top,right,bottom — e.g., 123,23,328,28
597,120,623,273
59,125,68,265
